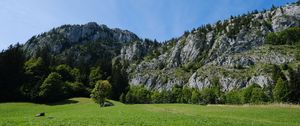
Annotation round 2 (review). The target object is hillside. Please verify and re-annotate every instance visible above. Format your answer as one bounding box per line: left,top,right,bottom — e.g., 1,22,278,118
1,2,300,104
123,3,300,92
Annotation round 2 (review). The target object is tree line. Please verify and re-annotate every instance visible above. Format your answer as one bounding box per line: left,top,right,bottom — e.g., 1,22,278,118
0,44,126,104
121,64,300,104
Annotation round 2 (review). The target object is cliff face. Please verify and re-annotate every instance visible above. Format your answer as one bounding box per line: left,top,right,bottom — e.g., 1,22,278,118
23,4,300,92
124,4,300,91
22,22,140,68
23,22,139,56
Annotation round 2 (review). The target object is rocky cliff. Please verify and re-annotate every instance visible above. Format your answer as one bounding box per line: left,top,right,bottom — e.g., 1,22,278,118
124,3,300,91
23,3,300,93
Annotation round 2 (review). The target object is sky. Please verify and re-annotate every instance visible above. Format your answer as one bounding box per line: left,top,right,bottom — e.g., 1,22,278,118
0,0,297,50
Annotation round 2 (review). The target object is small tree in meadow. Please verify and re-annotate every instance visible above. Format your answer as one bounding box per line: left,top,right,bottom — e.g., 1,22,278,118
91,80,112,107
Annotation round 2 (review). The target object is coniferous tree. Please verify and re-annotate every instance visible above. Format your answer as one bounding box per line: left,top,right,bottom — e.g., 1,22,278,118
273,78,289,102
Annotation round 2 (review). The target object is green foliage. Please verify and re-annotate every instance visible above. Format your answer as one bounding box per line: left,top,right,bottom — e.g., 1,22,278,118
225,90,242,104
242,84,268,104
250,88,268,104
125,85,151,104
24,57,47,76
201,88,218,104
119,93,126,103
111,58,129,100
39,72,66,102
191,89,202,104
272,65,286,86
0,44,26,102
22,57,50,101
266,27,300,45
150,90,173,103
55,64,73,81
91,80,112,107
287,66,300,103
171,85,183,103
89,67,103,87
66,81,88,97
182,87,192,103
151,91,162,103
273,78,289,102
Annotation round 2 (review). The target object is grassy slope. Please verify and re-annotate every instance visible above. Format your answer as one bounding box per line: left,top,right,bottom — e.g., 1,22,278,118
0,98,300,126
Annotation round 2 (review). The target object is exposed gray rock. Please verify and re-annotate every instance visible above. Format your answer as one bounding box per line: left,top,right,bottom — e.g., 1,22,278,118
248,75,273,88
127,4,300,92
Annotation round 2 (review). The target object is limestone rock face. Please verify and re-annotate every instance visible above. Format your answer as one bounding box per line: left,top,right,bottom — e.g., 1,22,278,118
125,4,300,91
23,22,139,56
22,4,300,93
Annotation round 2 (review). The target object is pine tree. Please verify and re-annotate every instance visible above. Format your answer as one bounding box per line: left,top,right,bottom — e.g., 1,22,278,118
273,78,289,102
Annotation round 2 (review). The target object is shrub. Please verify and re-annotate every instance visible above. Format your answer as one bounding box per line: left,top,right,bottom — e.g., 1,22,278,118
171,85,183,103
225,90,242,104
273,78,289,102
242,84,268,104
201,88,218,104
266,27,300,45
250,88,268,104
91,80,112,107
182,87,192,103
191,89,203,104
151,91,162,103
125,85,151,104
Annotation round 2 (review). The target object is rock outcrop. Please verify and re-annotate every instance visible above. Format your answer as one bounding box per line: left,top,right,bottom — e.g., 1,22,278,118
125,3,300,91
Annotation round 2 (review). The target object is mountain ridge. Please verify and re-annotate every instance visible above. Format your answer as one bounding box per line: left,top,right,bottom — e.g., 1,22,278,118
22,2,300,93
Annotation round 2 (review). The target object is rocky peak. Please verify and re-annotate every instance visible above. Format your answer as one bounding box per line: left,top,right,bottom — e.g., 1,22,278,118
23,22,140,56
125,3,300,91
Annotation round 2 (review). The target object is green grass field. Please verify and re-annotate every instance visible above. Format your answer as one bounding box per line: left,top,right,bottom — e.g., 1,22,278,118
0,98,300,126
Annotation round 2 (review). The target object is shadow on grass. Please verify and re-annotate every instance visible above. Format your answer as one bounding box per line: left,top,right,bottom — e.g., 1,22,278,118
45,99,79,106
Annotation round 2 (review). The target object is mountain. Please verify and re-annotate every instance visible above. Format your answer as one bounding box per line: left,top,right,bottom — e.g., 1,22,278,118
120,3,300,92
23,3,300,95
22,22,144,73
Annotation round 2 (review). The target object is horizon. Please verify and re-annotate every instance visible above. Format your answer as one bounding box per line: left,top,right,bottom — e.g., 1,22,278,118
0,0,297,50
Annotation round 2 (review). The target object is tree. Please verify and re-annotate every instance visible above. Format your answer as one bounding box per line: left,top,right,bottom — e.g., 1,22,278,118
0,44,26,102
266,32,279,45
288,66,300,103
242,84,268,104
124,85,151,104
66,81,88,97
91,80,112,107
273,78,289,102
111,58,129,100
39,72,66,102
171,85,183,103
55,64,73,81
119,93,126,103
225,90,242,104
89,67,103,87
191,89,202,104
250,87,268,104
151,91,162,103
182,87,192,103
202,88,218,104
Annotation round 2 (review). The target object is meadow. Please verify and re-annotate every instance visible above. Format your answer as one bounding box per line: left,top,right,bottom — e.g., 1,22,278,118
0,98,300,126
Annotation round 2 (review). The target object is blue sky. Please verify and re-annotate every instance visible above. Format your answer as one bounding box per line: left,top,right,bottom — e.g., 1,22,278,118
0,0,296,50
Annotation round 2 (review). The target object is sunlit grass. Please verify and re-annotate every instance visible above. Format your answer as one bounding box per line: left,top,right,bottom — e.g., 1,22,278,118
0,98,299,126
